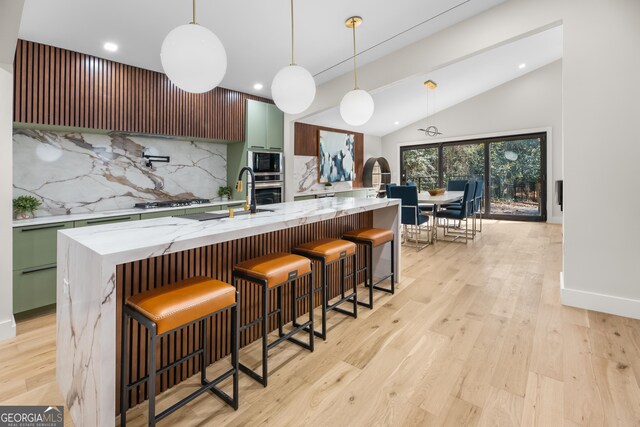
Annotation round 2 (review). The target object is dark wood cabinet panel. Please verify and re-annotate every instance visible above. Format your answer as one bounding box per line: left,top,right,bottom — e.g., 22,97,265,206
294,122,364,187
13,39,272,141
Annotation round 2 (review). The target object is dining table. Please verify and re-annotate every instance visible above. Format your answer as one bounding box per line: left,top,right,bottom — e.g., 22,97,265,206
418,190,465,241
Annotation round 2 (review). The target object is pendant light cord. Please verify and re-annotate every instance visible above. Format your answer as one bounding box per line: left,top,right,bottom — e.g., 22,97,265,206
192,0,197,24
290,0,295,65
352,19,358,89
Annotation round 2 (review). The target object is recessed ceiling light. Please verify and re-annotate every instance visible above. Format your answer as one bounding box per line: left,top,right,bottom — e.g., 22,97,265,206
394,121,400,125
518,63,526,69
103,42,118,52
253,83,264,90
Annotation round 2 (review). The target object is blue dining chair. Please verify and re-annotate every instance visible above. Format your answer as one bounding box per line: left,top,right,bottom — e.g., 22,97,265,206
385,183,397,198
388,185,430,249
474,180,484,233
436,181,475,244
442,179,467,209
444,179,481,237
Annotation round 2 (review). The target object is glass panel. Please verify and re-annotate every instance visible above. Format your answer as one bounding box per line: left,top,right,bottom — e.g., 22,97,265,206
442,143,485,185
400,146,439,192
489,138,542,216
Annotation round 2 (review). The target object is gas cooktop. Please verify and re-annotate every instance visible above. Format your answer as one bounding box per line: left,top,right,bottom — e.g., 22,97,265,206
134,198,210,209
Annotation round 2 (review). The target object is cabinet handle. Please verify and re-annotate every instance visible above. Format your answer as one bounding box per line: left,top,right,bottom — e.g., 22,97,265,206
86,216,132,225
21,224,66,232
22,265,56,275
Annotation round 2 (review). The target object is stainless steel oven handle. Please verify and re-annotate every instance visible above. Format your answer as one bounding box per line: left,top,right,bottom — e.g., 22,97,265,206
253,172,284,177
252,182,284,189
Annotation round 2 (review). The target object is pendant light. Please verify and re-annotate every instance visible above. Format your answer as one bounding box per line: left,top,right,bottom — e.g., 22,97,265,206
161,0,227,94
417,80,442,137
340,16,374,127
271,0,316,114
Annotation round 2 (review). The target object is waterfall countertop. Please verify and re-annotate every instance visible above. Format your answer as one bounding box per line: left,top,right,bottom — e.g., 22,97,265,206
59,197,401,264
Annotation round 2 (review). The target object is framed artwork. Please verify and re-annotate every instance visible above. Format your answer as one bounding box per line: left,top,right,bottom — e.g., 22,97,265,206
318,130,355,183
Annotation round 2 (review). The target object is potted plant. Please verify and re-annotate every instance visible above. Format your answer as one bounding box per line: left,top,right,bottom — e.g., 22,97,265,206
218,186,233,201
13,195,42,220
324,182,333,187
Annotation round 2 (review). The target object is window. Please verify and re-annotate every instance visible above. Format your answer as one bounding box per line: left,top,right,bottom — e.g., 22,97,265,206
399,132,547,221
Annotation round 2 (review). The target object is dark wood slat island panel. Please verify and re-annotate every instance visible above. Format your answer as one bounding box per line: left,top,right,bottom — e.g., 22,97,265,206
13,39,272,141
115,211,373,412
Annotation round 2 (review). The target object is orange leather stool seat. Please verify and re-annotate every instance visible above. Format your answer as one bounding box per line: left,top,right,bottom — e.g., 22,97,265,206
234,252,311,288
126,276,235,334
342,228,393,247
294,238,356,263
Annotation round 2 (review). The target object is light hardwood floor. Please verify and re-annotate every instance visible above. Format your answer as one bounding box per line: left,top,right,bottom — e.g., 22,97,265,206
2,220,640,426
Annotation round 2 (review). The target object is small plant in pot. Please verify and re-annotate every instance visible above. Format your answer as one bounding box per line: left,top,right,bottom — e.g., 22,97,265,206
13,195,42,220
218,186,233,201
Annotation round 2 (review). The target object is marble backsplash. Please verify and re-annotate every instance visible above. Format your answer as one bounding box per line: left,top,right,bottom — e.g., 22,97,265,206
13,129,227,216
293,155,352,193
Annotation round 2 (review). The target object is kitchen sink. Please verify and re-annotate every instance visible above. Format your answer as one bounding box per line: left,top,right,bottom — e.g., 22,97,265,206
178,208,274,221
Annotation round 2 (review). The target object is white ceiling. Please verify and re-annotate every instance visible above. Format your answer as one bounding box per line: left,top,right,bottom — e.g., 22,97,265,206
302,26,563,137
18,0,506,97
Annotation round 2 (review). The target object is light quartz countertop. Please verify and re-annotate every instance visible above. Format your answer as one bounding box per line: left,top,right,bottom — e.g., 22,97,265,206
59,197,400,263
12,199,243,228
294,187,376,197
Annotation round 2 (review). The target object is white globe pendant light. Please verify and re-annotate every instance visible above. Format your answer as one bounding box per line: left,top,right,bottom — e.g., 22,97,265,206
340,16,374,126
161,0,227,94
271,0,316,114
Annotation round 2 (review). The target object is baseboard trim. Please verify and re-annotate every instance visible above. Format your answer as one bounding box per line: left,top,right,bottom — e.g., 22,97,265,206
547,216,563,224
560,272,640,320
0,316,16,341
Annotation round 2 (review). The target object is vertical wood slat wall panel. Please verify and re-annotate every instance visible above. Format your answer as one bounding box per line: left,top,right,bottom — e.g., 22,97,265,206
115,212,373,414
13,39,272,141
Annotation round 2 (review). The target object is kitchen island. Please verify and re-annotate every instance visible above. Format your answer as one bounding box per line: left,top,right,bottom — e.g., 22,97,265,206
56,197,400,426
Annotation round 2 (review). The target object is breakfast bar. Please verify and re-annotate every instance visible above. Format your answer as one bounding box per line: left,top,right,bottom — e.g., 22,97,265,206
56,197,400,426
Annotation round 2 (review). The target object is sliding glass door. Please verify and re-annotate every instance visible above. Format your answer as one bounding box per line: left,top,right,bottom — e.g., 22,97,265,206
399,132,546,221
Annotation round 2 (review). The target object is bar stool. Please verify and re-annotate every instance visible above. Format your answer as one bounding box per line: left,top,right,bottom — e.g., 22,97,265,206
233,252,314,387
343,228,395,309
293,238,358,340
120,276,238,427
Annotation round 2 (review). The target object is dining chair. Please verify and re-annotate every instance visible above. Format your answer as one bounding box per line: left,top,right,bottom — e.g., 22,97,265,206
388,185,430,250
474,180,484,233
444,179,481,237
436,182,475,244
385,182,397,198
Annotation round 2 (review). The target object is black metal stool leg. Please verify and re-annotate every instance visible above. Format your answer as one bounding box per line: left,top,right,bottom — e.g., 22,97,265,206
261,284,268,387
308,271,315,351
368,243,374,308
201,319,207,384
391,238,395,294
277,286,284,337
231,301,239,410
148,326,157,427
321,262,327,340
352,253,358,317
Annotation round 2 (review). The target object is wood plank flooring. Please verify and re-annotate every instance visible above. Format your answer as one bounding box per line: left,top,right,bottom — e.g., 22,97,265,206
1,220,640,426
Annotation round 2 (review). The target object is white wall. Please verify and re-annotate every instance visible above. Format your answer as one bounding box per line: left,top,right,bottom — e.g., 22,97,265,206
382,60,563,222
363,134,382,161
560,1,640,318
284,0,640,319
0,0,24,341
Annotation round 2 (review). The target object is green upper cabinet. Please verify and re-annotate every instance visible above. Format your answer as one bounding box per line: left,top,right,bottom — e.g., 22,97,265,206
245,99,283,151
266,103,284,150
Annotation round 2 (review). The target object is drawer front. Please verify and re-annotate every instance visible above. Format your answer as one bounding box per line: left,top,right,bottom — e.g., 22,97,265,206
140,209,186,220
13,222,74,270
13,264,57,314
74,214,140,228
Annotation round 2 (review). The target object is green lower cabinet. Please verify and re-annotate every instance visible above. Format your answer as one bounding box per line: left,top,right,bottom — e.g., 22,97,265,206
13,222,74,270
74,214,140,228
351,190,367,198
335,191,353,198
294,195,316,201
13,264,57,314
141,209,186,220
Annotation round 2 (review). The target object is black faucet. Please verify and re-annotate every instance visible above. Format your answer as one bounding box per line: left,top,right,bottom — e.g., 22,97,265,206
237,166,257,214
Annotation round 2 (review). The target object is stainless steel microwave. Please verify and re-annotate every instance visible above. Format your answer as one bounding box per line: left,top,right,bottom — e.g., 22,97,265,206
248,151,284,182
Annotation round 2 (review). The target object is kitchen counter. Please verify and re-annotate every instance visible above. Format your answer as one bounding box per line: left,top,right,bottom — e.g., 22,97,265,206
12,199,243,227
56,197,400,426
